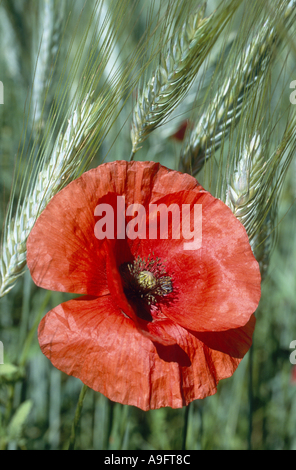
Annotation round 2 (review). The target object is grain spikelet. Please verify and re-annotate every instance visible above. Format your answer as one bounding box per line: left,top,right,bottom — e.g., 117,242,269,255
131,0,243,155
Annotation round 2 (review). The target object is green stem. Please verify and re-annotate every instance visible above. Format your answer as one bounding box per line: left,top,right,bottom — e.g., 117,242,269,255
68,384,88,450
19,291,52,368
104,399,115,450
182,403,191,450
4,385,15,427
248,344,254,451
119,405,131,450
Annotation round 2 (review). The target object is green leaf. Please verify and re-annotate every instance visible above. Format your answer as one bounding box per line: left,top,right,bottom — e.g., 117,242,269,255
8,400,33,442
0,364,24,384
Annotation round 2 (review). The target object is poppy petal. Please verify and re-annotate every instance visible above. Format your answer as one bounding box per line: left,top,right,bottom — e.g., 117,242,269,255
26,181,109,296
192,314,256,358
27,162,201,294
134,191,261,332
38,295,252,410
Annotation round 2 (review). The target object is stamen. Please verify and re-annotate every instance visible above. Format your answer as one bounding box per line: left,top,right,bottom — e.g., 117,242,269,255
120,255,173,306
138,271,157,290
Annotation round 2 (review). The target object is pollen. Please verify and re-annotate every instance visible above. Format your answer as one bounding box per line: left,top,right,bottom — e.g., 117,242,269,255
120,255,173,305
138,271,157,290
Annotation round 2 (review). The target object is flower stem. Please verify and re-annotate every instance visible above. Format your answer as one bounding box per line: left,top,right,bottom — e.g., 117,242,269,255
182,403,191,450
4,385,15,427
103,399,115,450
68,384,88,450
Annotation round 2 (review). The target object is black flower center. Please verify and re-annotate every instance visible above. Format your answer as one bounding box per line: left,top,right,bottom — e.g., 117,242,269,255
119,255,173,306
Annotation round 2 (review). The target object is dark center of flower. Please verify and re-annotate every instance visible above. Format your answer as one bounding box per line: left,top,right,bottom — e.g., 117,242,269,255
119,255,173,306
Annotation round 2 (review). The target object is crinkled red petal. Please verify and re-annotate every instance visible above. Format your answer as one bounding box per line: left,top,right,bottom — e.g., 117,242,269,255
130,190,261,332
38,296,254,410
27,161,201,295
26,180,109,296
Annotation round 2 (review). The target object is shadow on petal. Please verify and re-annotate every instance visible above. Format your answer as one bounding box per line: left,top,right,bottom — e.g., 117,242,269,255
155,342,191,367
191,314,256,359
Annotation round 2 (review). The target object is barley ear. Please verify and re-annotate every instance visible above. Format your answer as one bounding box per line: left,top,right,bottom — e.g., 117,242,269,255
0,94,96,297
226,110,296,280
179,16,278,176
0,1,166,297
250,204,277,281
32,0,66,131
131,0,243,155
225,133,275,279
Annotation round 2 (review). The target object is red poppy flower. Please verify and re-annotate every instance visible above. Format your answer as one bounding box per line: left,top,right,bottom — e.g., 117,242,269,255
291,366,296,385
27,161,261,410
171,120,189,141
